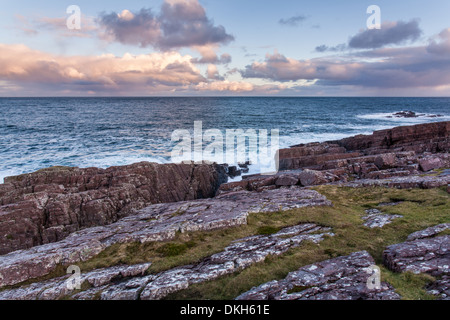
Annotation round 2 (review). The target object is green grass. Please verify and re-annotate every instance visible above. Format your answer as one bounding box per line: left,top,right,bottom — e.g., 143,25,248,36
2,185,449,300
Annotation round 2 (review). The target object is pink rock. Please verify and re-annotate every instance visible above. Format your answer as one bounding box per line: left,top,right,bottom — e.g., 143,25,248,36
419,157,443,172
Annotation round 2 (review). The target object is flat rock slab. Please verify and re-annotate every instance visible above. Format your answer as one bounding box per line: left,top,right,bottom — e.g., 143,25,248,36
236,251,400,300
0,263,151,300
0,223,333,300
362,209,403,228
383,225,450,300
343,174,450,189
383,235,450,276
406,223,450,241
0,187,331,288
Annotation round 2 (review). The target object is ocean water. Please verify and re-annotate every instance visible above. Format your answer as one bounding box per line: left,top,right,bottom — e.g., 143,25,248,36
0,97,449,183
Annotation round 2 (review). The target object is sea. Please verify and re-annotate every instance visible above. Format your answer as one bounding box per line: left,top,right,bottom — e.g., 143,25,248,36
1,97,449,183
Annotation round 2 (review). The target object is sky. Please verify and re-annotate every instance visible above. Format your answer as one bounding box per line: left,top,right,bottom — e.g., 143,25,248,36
1,0,450,96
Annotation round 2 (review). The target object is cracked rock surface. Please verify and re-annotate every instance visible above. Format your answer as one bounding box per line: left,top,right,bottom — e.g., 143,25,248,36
236,251,400,300
383,224,450,300
0,187,331,288
362,208,403,228
0,223,333,300
0,263,151,300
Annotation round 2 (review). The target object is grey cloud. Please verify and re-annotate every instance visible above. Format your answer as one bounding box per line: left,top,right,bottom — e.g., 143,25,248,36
241,29,450,90
348,20,422,49
99,0,234,50
315,43,347,53
427,28,450,55
279,15,308,27
191,53,232,64
99,9,160,47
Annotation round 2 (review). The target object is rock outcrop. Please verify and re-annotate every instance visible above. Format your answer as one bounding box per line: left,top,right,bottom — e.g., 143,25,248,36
236,251,400,300
0,187,331,288
383,224,450,300
0,223,333,300
277,121,449,181
383,228,450,276
0,162,228,254
0,263,151,300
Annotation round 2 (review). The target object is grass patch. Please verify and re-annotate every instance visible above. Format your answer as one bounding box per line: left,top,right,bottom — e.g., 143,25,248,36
157,241,197,257
380,266,436,300
256,226,281,235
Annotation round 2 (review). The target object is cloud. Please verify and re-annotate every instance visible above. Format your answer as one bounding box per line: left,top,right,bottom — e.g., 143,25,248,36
241,51,360,82
427,28,450,55
99,0,234,50
315,43,347,53
16,14,98,38
190,45,232,64
241,29,450,92
279,15,308,27
206,64,224,80
0,43,280,96
348,20,422,49
0,43,206,94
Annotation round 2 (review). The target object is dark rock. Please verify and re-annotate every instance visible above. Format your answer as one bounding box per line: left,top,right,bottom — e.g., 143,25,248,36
393,111,418,118
275,175,299,186
298,169,327,186
227,166,241,177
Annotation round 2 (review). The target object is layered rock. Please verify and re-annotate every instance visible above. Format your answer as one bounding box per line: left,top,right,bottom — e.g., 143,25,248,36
0,162,228,255
0,263,151,300
383,224,450,300
236,251,400,300
383,229,450,276
0,223,333,300
278,121,449,181
0,187,331,288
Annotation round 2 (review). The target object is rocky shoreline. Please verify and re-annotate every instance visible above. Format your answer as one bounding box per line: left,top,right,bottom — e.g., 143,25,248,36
0,121,448,300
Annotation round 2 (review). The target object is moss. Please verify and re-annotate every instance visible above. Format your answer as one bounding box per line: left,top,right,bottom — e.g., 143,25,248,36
256,226,280,235
380,267,437,300
156,241,197,257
